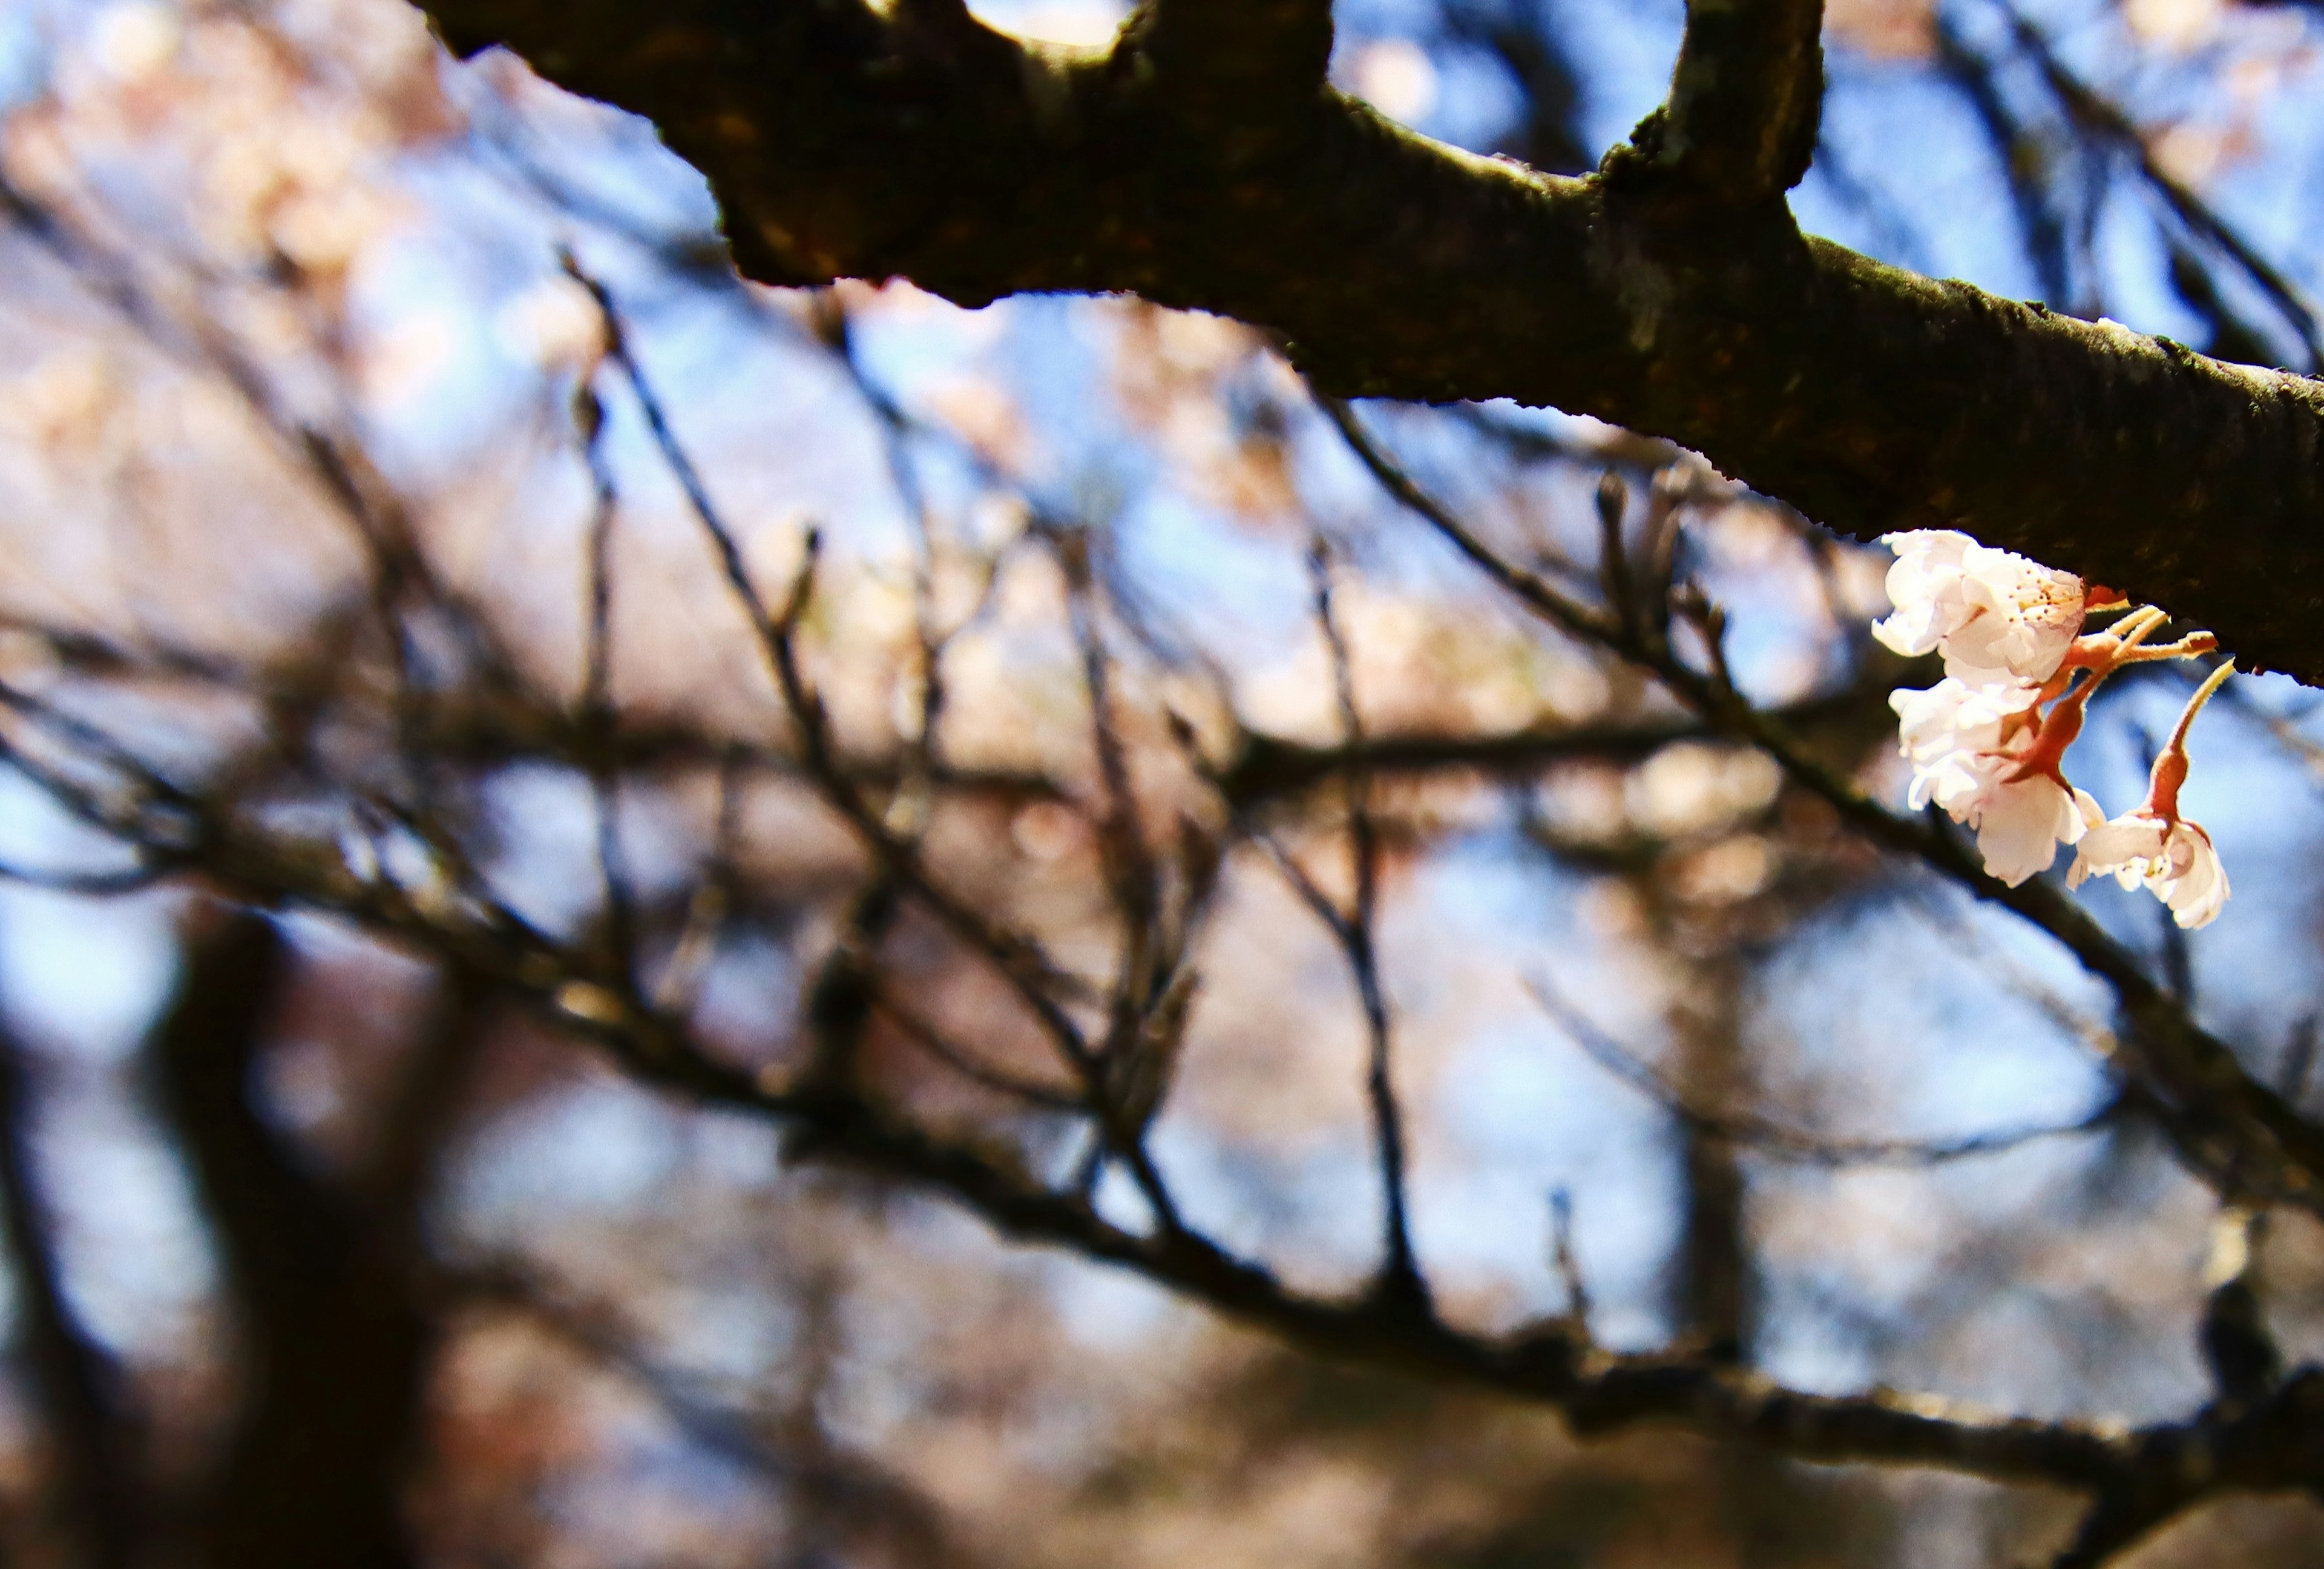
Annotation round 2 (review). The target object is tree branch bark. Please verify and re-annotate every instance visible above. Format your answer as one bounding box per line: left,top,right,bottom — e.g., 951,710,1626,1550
1606,0,1825,203
1133,0,1336,105
412,0,2324,683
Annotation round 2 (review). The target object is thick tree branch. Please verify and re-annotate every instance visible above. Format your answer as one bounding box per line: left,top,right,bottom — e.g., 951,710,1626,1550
413,0,2324,683
1132,0,1335,109
1609,0,1825,203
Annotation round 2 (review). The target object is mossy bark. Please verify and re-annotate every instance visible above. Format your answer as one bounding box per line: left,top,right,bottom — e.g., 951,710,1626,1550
417,0,2324,682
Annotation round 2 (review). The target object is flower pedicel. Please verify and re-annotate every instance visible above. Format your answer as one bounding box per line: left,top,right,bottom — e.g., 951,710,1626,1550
2067,660,2235,930
1873,529,2230,925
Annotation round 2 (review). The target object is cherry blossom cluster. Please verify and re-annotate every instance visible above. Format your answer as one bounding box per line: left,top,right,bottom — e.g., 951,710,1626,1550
1872,531,2232,928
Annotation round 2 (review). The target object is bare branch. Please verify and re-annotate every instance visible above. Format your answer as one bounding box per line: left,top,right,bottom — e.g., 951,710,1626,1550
583,278,1089,1032
818,296,957,821
1310,543,1428,1313
1049,526,1165,1020
0,855,168,896
1214,666,1904,808
1934,18,2084,316
580,276,1191,1233
2199,1206,2282,1409
658,1070,2324,1512
0,174,522,735
571,344,638,988
1442,0,1592,175
2041,1492,2187,1569
1530,975,2128,1168
874,991,1089,1113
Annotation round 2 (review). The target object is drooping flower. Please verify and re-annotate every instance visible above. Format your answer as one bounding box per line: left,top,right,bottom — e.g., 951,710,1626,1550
1872,529,2087,683
1891,676,2039,780
2066,660,2237,929
2069,814,2229,929
1944,747,2103,887
1891,677,2100,886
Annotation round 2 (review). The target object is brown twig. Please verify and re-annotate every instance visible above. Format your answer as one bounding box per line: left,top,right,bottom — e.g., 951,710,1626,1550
1310,540,1428,1312
1529,974,2130,1168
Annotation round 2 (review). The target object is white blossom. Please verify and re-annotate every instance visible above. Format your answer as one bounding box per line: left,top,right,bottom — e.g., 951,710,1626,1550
1889,679,2098,885
1869,530,1970,658
1891,676,2038,778
1872,529,2086,683
1953,757,2099,887
2069,814,2230,929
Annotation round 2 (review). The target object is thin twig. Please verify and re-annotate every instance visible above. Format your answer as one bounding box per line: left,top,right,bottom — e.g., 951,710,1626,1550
1049,525,1165,1025
826,299,953,815
1307,543,1426,1309
2004,8,2324,367
0,854,166,896
1548,1188,1592,1337
873,992,1088,1112
574,268,1187,1233
573,361,638,986
655,746,746,1015
1529,975,2125,1167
